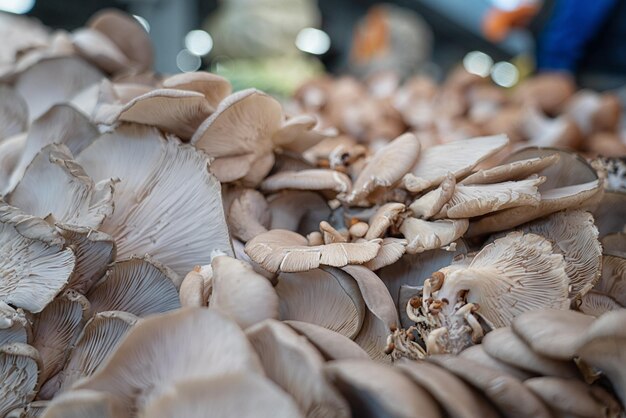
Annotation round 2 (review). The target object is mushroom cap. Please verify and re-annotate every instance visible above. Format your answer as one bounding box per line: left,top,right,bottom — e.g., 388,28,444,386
436,232,569,327
324,359,442,418
71,28,130,74
87,9,154,71
0,343,42,417
285,320,370,361
428,355,552,418
400,218,469,254
343,133,421,204
276,268,366,339
364,202,405,240
210,255,279,329
0,85,28,140
191,89,282,184
482,327,580,379
459,345,534,381
0,202,75,313
262,169,352,195
0,302,29,347
596,254,626,306
87,256,181,317
139,373,303,418
32,290,90,386
363,237,407,270
227,188,270,243
245,229,381,273
397,359,501,418
601,233,626,258
161,72,231,108
0,133,26,195
401,134,509,193
76,124,233,276
71,308,263,412
273,114,336,153
460,154,560,185
268,191,331,235
593,191,626,238
409,173,456,219
577,291,623,316
41,389,126,418
511,308,595,360
246,320,350,418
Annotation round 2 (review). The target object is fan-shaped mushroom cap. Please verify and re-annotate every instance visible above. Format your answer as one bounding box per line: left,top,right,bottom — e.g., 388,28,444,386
397,359,501,418
521,107,582,148
343,265,400,361
365,202,405,240
409,173,456,219
429,355,552,418
273,114,336,153
436,232,569,327
324,359,442,418
268,191,331,235
32,290,89,386
246,320,350,418
0,202,75,313
460,154,559,185
364,238,407,270
596,255,626,306
162,72,231,108
56,225,115,294
87,256,181,317
51,311,137,397
436,177,544,219
459,345,534,381
41,389,125,418
343,133,420,204
87,9,153,72
301,135,365,167
14,56,104,122
0,343,41,416
76,124,233,276
400,218,469,254
0,133,26,195
71,28,130,74
70,308,263,413
401,134,509,193
576,309,626,405
8,143,115,228
276,268,365,339
191,89,282,184
511,309,595,360
179,265,212,308
0,12,49,68
601,233,626,258
227,189,270,242
140,373,303,418
483,327,580,379
593,191,626,237
262,169,352,195
245,229,381,273
468,148,602,236
209,254,278,329
525,377,618,418
578,291,622,316
0,85,28,140
285,321,370,361
0,302,29,346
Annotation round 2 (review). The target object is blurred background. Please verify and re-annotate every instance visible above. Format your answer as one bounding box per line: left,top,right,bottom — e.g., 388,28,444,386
6,0,626,95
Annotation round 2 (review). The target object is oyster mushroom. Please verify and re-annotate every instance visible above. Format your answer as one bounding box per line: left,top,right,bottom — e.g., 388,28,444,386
409,173,456,219
595,254,626,306
364,202,405,240
324,359,442,418
285,321,370,361
76,124,233,276
227,189,270,243
577,291,623,316
262,169,352,196
459,345,534,381
460,153,559,185
363,237,407,270
161,72,231,108
245,229,381,273
0,202,75,313
246,320,350,418
0,133,26,194
0,343,42,417
40,389,125,418
71,28,130,74
400,218,469,254
139,373,303,418
191,89,282,185
0,302,29,346
401,134,509,193
268,191,331,235
0,85,28,140
86,256,181,317
521,107,582,149
179,265,212,308
273,114,336,153
593,191,626,237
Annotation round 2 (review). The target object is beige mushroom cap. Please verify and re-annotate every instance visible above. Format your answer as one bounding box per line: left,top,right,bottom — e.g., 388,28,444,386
273,114,336,153
577,291,623,316
596,254,626,306
409,173,456,219
227,189,270,243
365,202,405,240
0,343,42,417
364,237,407,270
71,28,130,74
459,345,534,381
460,154,560,185
41,389,126,418
0,85,28,140
139,373,303,418
285,321,370,361
400,218,469,254
262,169,352,195
161,71,231,108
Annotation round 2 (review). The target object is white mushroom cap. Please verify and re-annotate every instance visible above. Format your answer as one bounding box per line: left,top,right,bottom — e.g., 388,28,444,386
41,389,126,418
87,256,181,317
400,218,469,254
227,188,270,243
70,308,263,412
364,237,407,270
179,265,212,308
324,359,442,418
0,85,28,140
0,302,29,346
460,154,559,185
71,28,130,74
162,72,231,108
409,173,456,219
0,343,42,417
262,169,352,196
139,373,303,418
268,191,331,235
401,134,509,193
0,202,75,313
276,268,366,339
577,290,622,316
364,202,405,240
435,232,569,328
209,254,279,329
596,255,626,306
285,321,370,361
76,124,233,276
343,133,421,204
459,345,534,381
246,320,350,418
245,229,381,273
273,114,336,153
0,133,26,195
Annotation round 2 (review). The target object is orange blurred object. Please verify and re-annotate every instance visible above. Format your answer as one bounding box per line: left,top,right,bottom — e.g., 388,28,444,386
483,4,540,41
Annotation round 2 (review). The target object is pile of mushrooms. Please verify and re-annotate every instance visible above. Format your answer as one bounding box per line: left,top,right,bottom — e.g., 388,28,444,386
0,9,625,418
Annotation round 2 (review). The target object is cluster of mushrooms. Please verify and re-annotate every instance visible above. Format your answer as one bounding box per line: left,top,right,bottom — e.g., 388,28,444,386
0,8,625,418
292,68,626,158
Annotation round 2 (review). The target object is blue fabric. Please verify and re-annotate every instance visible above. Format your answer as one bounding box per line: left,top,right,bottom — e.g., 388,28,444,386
537,0,618,72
